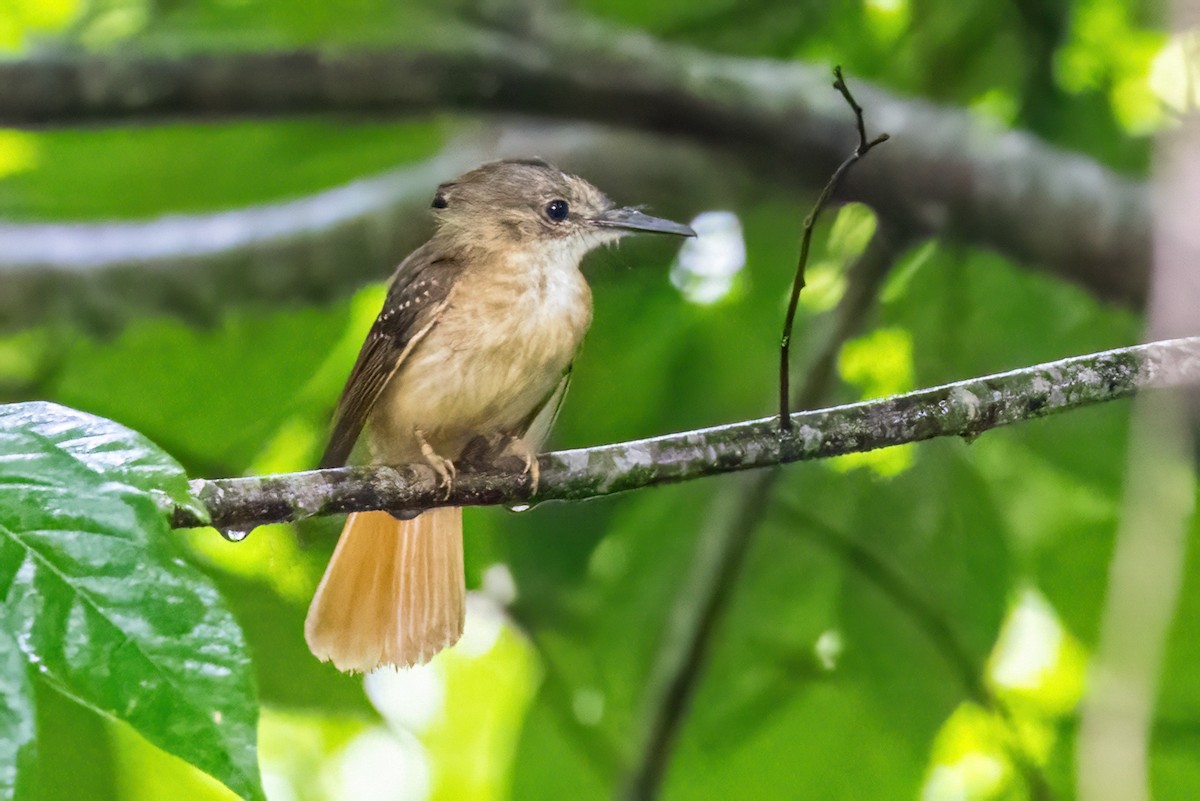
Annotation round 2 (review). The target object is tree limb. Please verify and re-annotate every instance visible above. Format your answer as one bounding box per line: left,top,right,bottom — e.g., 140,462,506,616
173,336,1200,533
2,12,1150,309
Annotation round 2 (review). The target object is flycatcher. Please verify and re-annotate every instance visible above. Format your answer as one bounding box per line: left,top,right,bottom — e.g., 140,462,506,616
305,159,695,672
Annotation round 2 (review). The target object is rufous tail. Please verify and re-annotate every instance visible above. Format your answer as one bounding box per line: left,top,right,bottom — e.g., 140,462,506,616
304,508,464,672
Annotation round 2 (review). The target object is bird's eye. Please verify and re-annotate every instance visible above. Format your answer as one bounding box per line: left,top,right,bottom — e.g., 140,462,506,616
545,199,569,222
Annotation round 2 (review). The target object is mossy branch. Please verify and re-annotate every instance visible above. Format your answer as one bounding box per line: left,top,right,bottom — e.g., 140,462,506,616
173,336,1200,534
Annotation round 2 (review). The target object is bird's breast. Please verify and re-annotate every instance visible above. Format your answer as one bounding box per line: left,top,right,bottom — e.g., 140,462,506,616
372,252,593,460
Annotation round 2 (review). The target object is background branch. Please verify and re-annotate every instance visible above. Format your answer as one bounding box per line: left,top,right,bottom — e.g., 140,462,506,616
791,511,1052,800
174,336,1200,533
1,11,1150,316
0,125,734,332
1076,22,1200,793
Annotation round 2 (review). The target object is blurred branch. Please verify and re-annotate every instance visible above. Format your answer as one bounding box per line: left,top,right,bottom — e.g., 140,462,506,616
1,11,1150,309
620,223,906,801
174,336,1200,532
0,159,438,332
792,513,1052,800
0,126,735,332
1076,70,1200,800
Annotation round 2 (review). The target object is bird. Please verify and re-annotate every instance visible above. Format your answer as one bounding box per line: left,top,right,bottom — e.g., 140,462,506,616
304,158,696,672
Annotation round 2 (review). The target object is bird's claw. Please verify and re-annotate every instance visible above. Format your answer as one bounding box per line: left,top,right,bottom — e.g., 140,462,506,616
415,428,456,500
505,435,540,495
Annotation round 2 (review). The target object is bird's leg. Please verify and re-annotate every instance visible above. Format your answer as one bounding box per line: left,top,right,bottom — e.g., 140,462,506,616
504,435,540,494
414,427,456,500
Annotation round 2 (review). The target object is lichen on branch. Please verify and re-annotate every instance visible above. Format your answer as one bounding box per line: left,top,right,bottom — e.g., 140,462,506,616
173,336,1200,533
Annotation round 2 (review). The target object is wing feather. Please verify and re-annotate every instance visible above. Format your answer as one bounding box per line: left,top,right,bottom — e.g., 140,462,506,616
519,365,573,451
320,244,460,468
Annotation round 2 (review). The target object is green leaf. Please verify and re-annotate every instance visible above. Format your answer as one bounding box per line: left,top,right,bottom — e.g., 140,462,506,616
0,606,36,799
835,443,1011,737
509,483,715,800
884,242,1137,645
670,448,1010,800
0,401,206,522
0,402,261,801
0,120,443,221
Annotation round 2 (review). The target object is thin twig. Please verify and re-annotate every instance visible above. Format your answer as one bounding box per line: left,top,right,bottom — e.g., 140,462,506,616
779,66,890,431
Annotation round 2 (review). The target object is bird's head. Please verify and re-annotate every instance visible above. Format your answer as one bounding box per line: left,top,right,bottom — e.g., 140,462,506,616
430,158,695,262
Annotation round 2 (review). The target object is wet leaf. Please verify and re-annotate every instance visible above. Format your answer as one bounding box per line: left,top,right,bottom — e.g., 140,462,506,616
0,402,206,522
0,402,261,801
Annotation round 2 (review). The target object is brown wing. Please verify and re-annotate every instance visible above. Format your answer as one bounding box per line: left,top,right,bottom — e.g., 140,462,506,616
320,243,460,468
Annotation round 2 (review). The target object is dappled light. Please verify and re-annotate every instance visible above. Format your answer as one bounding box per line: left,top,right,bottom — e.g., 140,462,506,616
670,211,746,305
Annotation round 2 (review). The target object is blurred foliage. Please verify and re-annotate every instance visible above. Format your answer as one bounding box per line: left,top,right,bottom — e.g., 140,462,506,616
0,122,444,221
0,0,1193,800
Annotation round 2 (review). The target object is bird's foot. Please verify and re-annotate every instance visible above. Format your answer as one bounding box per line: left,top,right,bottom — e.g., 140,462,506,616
414,428,456,500
503,435,540,494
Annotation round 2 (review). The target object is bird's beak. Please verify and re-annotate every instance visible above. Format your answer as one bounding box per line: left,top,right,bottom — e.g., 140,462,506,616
592,207,697,237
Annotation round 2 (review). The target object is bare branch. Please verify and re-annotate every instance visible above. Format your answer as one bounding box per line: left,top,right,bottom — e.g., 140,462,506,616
173,337,1200,535
0,13,1150,309
779,66,889,431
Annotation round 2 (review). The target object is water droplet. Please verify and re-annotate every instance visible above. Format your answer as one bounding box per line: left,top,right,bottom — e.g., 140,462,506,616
217,526,251,542
507,503,532,514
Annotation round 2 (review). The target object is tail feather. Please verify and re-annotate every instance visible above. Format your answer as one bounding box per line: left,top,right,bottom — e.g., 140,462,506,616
305,508,464,672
